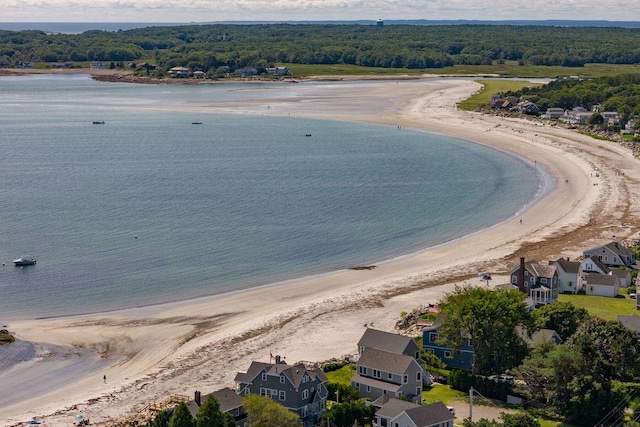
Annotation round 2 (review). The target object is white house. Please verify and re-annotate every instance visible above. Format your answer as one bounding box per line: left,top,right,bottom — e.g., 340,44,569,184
551,257,581,294
584,273,619,297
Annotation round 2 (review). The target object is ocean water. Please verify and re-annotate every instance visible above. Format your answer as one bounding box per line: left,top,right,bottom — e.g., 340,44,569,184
0,75,541,321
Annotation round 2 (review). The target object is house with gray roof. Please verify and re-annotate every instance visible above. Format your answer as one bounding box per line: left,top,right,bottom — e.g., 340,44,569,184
358,328,422,360
234,358,328,426
372,396,454,427
186,388,247,427
584,273,619,297
618,314,640,334
551,257,581,294
351,347,424,403
510,258,559,305
584,241,636,268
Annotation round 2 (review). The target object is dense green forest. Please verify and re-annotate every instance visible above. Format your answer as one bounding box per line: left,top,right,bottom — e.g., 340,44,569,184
2,24,640,74
507,74,640,120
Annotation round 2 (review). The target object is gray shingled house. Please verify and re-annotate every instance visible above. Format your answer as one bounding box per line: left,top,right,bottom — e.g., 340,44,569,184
351,347,424,403
371,395,455,427
234,358,328,426
186,387,247,427
358,328,422,361
584,241,637,268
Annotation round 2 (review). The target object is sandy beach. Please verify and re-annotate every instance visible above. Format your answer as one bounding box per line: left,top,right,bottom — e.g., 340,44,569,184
2,74,640,426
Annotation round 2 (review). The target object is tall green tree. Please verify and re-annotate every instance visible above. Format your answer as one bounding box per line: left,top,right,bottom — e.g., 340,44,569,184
147,410,171,427
322,400,375,427
437,286,529,374
530,301,589,341
169,402,195,427
195,395,236,427
243,395,302,427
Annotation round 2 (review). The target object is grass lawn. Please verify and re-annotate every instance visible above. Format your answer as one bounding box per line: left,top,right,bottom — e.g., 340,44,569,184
422,383,467,405
457,79,543,111
285,61,640,79
324,364,354,387
558,293,636,321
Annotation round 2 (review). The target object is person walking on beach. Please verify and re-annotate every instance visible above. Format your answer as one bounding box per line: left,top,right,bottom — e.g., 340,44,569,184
103,374,107,383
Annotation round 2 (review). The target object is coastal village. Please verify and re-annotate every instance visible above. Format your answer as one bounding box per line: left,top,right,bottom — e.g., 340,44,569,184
94,239,637,427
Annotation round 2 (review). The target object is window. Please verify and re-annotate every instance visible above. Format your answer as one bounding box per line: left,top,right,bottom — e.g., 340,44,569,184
417,372,422,381
568,281,574,287
302,389,309,399
373,369,381,378
302,374,309,383
511,275,517,284
261,372,267,381
530,276,535,282
280,374,285,384
380,418,388,427
366,385,371,392
260,388,267,396
388,372,393,380
541,278,547,284
417,387,421,396
244,388,250,396
359,366,365,375
444,350,452,358
429,332,437,342
279,390,286,401
403,374,408,384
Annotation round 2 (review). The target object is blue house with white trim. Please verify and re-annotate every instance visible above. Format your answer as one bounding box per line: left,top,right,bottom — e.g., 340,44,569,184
422,322,473,371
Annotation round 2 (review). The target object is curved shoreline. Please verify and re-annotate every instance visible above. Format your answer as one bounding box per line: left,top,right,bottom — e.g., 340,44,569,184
3,77,640,426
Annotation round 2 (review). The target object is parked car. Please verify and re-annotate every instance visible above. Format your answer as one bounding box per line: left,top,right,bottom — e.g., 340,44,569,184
488,374,514,385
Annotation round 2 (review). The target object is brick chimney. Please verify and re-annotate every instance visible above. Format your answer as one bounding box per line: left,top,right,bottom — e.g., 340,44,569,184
519,257,526,293
195,390,201,406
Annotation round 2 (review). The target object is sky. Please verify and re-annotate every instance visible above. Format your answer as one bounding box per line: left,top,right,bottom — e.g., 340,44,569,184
1,0,639,23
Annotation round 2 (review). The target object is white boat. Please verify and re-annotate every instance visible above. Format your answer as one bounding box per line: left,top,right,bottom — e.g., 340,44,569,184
13,256,36,266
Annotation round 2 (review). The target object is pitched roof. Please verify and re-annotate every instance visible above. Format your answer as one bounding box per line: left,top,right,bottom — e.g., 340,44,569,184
611,269,631,279
405,402,455,426
351,374,402,392
553,258,580,274
234,361,327,389
583,256,611,274
375,397,419,418
585,273,617,286
618,314,640,333
358,328,416,355
527,262,556,278
210,387,243,413
358,348,415,374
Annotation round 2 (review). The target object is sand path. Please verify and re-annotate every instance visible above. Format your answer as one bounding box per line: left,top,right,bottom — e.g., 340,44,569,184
2,77,639,426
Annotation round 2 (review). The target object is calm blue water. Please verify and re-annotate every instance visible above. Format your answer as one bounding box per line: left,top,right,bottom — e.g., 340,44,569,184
0,75,541,321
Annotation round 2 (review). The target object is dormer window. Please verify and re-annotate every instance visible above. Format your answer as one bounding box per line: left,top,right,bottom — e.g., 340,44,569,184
303,374,309,383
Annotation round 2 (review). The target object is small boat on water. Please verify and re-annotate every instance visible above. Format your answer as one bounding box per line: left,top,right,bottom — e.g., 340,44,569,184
192,121,203,125
13,256,36,266
93,120,105,125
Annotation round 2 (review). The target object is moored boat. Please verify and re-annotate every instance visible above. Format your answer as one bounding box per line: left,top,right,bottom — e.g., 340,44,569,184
13,256,36,266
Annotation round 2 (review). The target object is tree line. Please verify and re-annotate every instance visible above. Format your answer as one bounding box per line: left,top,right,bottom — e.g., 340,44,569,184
438,286,640,426
2,24,640,74
506,73,640,123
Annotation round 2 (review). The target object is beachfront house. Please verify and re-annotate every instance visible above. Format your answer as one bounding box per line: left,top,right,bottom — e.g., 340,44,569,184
517,101,540,115
510,258,559,306
371,395,455,427
583,241,637,269
234,357,328,426
542,108,565,119
422,317,473,370
358,328,422,361
351,347,424,403
551,257,581,294
187,388,247,427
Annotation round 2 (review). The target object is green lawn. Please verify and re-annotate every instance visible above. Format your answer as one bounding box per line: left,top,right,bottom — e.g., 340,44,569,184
457,79,543,111
422,383,467,405
558,293,637,321
285,61,640,79
324,364,354,386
